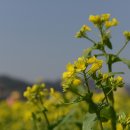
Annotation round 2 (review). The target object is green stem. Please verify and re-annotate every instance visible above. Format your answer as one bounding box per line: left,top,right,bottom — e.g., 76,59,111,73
32,113,38,130
83,71,91,93
108,63,112,72
99,121,104,130
83,35,97,45
116,40,129,56
88,99,104,130
107,63,115,105
102,88,109,104
98,23,117,130
123,125,126,130
96,113,104,130
43,110,51,130
39,98,51,130
99,25,104,38
71,89,84,97
107,63,117,130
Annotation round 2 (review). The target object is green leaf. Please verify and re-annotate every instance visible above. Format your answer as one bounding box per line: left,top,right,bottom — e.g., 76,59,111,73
93,43,104,50
104,37,112,49
82,113,97,130
100,106,113,121
53,110,76,130
120,58,130,69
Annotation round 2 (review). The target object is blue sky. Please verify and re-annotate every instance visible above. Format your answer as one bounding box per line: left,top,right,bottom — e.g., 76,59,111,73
0,0,130,83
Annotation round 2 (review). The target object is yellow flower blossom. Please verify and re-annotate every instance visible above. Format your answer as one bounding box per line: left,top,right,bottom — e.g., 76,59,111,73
23,91,29,97
102,73,109,81
75,57,86,72
62,72,72,79
116,76,123,83
92,93,104,103
31,84,38,92
72,78,81,86
62,63,75,79
66,63,75,72
112,18,119,26
105,21,113,28
88,60,103,74
101,13,111,22
50,88,55,95
89,13,110,25
23,84,46,103
75,25,91,38
123,31,130,40
89,15,101,24
86,56,97,64
80,24,91,32
27,86,31,91
116,123,123,130
105,18,118,28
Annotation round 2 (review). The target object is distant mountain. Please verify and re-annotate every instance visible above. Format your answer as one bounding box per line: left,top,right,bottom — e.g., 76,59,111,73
44,80,62,91
0,75,32,99
0,75,61,99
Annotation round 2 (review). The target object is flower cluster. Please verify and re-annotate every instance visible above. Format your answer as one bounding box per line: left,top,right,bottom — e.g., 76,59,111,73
118,113,130,129
75,24,91,38
89,13,118,28
89,14,110,24
110,76,124,88
23,84,46,103
62,56,103,91
123,31,130,40
105,18,118,29
96,71,124,89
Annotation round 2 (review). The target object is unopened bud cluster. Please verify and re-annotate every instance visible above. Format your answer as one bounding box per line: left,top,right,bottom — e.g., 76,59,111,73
23,84,46,103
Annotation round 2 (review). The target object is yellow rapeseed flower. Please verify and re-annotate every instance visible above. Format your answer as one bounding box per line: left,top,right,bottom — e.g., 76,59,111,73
75,25,91,38
105,18,118,28
116,124,123,130
102,73,109,81
75,57,86,72
50,88,55,95
66,63,74,72
116,76,123,83
27,86,31,91
80,25,91,32
72,78,81,86
101,13,111,22
62,71,73,79
105,21,113,28
88,60,103,74
89,15,101,24
112,18,119,26
31,84,38,92
62,63,75,79
23,91,29,98
86,56,97,64
123,31,130,40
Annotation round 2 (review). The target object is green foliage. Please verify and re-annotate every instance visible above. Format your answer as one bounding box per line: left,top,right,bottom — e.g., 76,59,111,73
82,113,97,130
